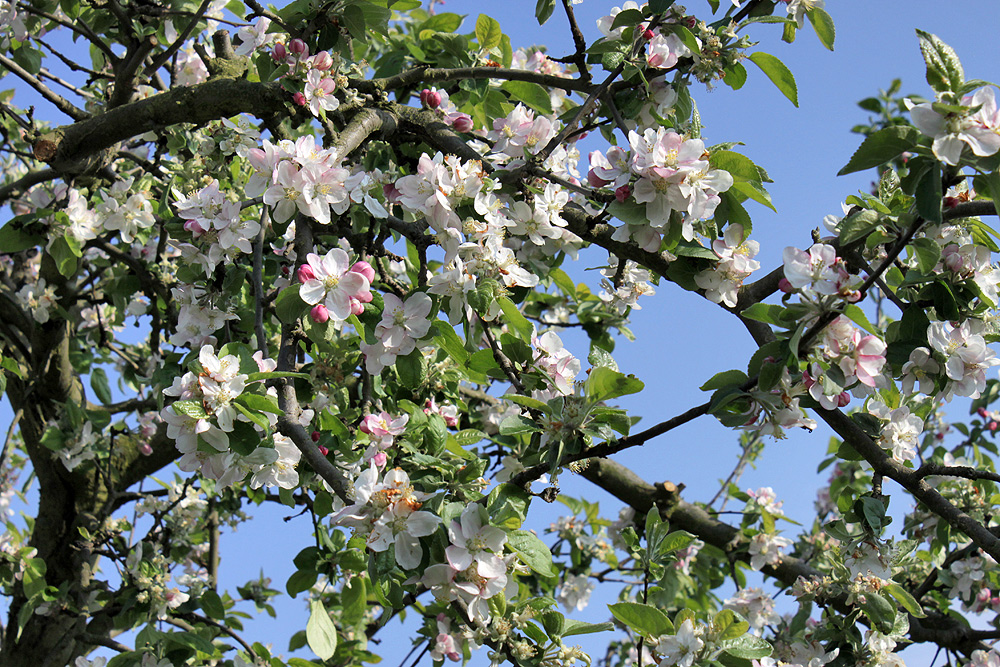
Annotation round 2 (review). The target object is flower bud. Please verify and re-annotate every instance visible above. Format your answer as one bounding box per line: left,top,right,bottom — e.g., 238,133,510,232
311,430,321,442
588,169,610,188
289,38,308,58
350,260,375,283
350,298,365,316
310,304,329,323
991,421,999,433
297,264,316,283
778,277,794,293
318,445,329,456
447,112,474,133
836,392,851,408
425,90,441,108
614,184,631,203
978,407,989,419
312,50,332,71
184,219,205,235
272,42,287,61
139,442,153,456
643,28,655,40
371,451,387,467
292,91,306,107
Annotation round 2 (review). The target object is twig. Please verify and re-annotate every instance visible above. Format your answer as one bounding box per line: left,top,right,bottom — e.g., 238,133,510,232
0,54,89,121
144,0,214,77
252,208,269,355
15,2,117,63
479,317,525,394
0,408,24,481
560,0,591,84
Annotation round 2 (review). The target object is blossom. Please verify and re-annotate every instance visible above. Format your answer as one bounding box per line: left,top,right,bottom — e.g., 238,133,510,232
445,505,507,579
748,533,792,571
654,619,704,667
908,88,1000,166
557,573,596,611
298,249,373,323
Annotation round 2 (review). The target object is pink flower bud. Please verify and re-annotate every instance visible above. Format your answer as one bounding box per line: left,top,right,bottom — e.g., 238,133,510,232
446,112,474,133
350,260,375,283
643,28,655,40
272,42,287,61
836,392,851,408
978,407,989,418
588,169,610,188
383,183,402,203
184,219,205,235
615,184,631,203
318,444,329,456
778,277,794,293
281,265,290,277
312,51,332,71
311,430,321,442
425,90,441,108
297,264,316,283
292,91,306,107
289,38,308,57
350,298,365,316
310,304,329,323
371,451,387,467
991,421,999,433
139,442,153,456
685,16,697,28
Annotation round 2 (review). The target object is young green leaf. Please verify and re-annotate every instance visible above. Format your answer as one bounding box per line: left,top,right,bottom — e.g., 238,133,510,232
306,599,338,660
747,52,798,107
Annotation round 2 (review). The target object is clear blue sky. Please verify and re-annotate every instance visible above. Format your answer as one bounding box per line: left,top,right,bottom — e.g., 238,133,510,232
6,0,1000,664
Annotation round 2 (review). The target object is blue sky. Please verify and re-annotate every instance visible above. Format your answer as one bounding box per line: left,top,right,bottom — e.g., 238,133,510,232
6,0,1000,664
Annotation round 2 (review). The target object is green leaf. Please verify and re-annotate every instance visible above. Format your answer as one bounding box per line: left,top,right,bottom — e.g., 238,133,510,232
730,181,776,212
200,589,225,620
883,582,926,618
488,483,531,529
396,348,424,387
307,599,338,660
700,369,748,392
709,151,762,183
842,304,877,335
235,392,282,414
48,235,78,277
713,609,750,640
739,303,787,327
916,29,965,94
610,8,644,32
838,209,881,244
435,321,469,364
475,14,502,50
171,400,209,420
535,0,555,25
860,591,897,634
497,296,532,341
561,619,614,638
0,217,43,252
275,284,307,324
719,633,772,660
233,401,270,430
500,80,553,116
648,0,675,13
806,7,835,51
723,62,748,90
837,126,921,176
90,367,113,405
499,414,540,435
587,366,644,402
747,52,798,107
909,237,942,274
165,631,218,656
502,394,551,411
914,162,943,223
607,602,674,638
507,529,557,576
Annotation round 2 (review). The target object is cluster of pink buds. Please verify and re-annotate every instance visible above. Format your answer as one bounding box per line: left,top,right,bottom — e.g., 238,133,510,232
420,88,442,109
977,407,1000,432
